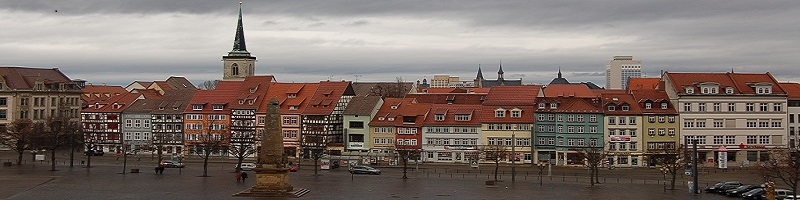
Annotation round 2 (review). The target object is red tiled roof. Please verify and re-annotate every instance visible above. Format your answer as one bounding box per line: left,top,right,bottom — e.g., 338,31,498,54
0,67,75,90
483,85,542,106
83,92,141,113
420,88,465,93
544,84,597,98
630,90,677,114
369,98,431,127
423,104,482,126
535,97,602,114
628,78,661,91
664,72,786,95
132,89,163,99
185,81,242,114
601,93,642,115
260,82,320,114
232,76,274,109
404,93,485,105
779,82,800,100
303,81,354,115
480,105,536,123
83,85,129,102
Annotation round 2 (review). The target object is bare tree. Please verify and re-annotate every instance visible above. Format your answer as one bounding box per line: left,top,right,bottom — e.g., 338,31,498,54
576,144,608,186
83,132,100,168
229,142,255,172
199,80,220,90
653,144,685,190
192,120,228,177
302,134,326,175
31,117,76,171
396,144,420,179
481,143,509,181
369,77,410,98
0,119,34,165
759,148,800,199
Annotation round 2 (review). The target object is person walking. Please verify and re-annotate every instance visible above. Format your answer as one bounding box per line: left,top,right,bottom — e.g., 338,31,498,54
241,172,248,182
236,172,242,183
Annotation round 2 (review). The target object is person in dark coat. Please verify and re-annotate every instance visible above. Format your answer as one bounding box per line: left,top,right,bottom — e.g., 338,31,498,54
240,172,248,182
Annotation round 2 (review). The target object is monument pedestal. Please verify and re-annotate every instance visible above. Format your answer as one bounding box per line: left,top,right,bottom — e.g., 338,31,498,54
234,166,308,198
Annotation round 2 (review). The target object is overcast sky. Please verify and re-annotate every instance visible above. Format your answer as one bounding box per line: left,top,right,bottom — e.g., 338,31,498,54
1,1,799,86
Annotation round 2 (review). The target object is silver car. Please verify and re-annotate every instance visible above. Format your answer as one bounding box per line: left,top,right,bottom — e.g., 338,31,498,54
349,165,381,175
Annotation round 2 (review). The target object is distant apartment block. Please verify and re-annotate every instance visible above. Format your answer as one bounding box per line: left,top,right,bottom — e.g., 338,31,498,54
606,56,642,90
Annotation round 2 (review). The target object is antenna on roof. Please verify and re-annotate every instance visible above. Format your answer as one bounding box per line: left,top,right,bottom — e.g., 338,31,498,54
731,68,735,73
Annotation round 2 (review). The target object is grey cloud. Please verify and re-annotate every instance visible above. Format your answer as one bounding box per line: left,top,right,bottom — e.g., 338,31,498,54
344,20,369,26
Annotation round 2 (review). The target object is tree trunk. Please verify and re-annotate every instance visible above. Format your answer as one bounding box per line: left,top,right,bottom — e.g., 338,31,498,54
50,149,57,171
589,167,595,186
236,156,245,173
670,170,678,190
494,160,499,181
87,153,92,168
314,155,319,175
16,151,23,165
202,151,210,177
157,145,163,163
402,154,408,179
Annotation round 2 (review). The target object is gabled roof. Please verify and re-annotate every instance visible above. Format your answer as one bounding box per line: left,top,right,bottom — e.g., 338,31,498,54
423,104,482,126
124,98,161,114
261,82,319,114
0,67,78,90
132,89,163,99
627,77,661,91
369,98,431,127
404,93,485,105
544,84,597,98
83,92,141,113
82,85,129,102
343,94,383,116
185,81,242,113
600,93,642,115
664,72,786,95
164,76,197,90
153,89,196,114
483,85,542,106
480,105,536,123
351,82,414,96
779,82,800,100
231,76,274,110
630,90,677,114
303,81,355,115
535,97,602,114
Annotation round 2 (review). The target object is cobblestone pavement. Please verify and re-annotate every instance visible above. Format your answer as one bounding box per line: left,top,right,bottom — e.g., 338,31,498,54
0,151,772,199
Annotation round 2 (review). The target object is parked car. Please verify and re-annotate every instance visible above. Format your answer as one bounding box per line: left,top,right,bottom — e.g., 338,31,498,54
160,160,185,168
236,162,256,171
349,165,381,175
84,150,104,156
764,189,795,200
726,185,761,197
742,188,765,200
705,181,742,193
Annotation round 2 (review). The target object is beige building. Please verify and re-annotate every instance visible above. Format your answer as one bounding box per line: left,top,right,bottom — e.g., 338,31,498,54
663,72,787,167
0,67,82,128
430,74,475,88
605,56,642,90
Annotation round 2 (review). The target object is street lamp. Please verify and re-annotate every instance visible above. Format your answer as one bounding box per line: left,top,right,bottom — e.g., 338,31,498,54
537,162,547,186
511,127,516,183
660,166,669,192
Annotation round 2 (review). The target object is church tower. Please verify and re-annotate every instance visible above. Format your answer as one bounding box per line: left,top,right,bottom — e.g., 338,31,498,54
223,2,256,81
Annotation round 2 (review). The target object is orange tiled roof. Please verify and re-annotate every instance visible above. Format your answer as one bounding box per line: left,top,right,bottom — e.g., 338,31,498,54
664,72,786,95
83,85,129,102
480,105,536,123
185,81,242,114
483,85,542,106
369,98,431,127
600,93,642,115
303,81,355,115
535,97,602,114
260,82,320,114
779,82,800,100
231,76,274,110
83,92,141,113
422,104,482,126
543,84,597,98
630,90,677,114
628,78,661,91
404,93,485,105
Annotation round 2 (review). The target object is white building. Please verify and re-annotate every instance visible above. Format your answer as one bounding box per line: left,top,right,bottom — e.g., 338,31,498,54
606,56,642,90
780,82,800,149
663,72,787,167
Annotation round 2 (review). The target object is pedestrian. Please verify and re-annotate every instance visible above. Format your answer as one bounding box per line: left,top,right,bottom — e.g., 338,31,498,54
241,172,248,182
154,166,160,174
158,165,165,174
236,172,242,183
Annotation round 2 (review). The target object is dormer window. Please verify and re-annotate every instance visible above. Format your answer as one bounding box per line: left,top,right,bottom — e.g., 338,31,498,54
607,105,616,111
645,102,652,109
686,88,694,94
289,106,298,110
661,102,668,109
511,109,522,118
287,93,297,98
725,87,734,94
435,114,445,121
388,117,395,121
755,86,772,94
455,114,471,121
192,104,203,110
159,107,165,110
538,103,545,109
248,100,254,105
621,105,629,111
391,105,399,110
249,86,258,93
212,105,223,110
495,109,506,118
238,100,244,104
378,117,385,121
550,103,557,109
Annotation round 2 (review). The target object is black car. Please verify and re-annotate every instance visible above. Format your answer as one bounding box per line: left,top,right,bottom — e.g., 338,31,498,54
705,181,742,193
84,150,104,156
726,185,760,197
742,188,765,200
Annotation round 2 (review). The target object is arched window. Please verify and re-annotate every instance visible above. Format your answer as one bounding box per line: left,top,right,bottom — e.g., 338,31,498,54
231,63,240,76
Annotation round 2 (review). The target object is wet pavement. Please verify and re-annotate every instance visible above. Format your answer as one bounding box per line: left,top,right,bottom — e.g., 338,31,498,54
0,152,769,199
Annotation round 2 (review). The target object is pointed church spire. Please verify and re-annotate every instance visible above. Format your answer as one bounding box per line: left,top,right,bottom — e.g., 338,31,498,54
476,64,484,80
497,60,504,80
231,1,248,53
558,67,562,78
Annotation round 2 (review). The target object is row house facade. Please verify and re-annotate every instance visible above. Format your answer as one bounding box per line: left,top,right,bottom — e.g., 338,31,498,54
151,90,195,156
421,104,482,163
183,81,241,156
481,86,542,164
534,97,604,166
663,72,788,166
229,76,274,158
629,89,680,166
260,82,319,158
81,85,140,154
342,95,383,151
780,82,800,149
368,98,431,164
0,67,82,131
300,81,355,157
601,93,645,167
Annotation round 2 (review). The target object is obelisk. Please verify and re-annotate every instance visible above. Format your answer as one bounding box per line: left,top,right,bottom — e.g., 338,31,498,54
235,98,306,197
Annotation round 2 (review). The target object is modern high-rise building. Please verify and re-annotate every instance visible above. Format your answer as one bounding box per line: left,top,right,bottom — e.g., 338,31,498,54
605,56,642,90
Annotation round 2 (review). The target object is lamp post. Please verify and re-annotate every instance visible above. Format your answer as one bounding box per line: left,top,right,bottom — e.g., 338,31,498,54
537,162,546,186
511,129,516,183
660,166,668,192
